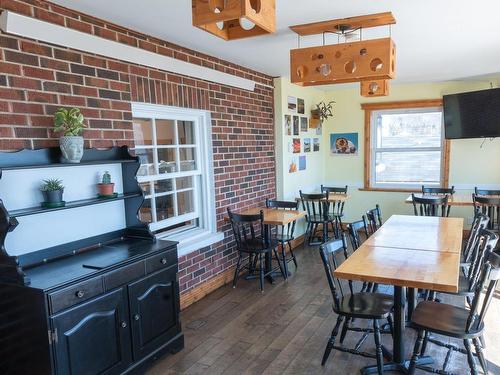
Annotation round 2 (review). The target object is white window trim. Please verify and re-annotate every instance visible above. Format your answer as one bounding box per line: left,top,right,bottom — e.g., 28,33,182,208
131,103,222,256
370,106,445,190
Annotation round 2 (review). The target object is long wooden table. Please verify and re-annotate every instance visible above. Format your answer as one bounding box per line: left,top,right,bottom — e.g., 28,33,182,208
405,192,474,206
335,215,463,374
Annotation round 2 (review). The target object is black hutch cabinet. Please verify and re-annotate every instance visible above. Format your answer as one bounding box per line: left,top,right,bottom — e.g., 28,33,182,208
0,147,183,375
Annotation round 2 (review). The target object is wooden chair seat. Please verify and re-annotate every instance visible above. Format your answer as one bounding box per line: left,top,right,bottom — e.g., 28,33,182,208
238,238,279,253
336,292,393,319
411,301,483,339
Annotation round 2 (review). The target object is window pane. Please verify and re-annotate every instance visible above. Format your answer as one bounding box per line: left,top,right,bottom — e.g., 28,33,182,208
176,176,193,190
156,195,174,221
156,119,176,145
139,182,151,196
134,149,155,176
177,190,194,215
133,118,153,146
180,147,196,171
139,199,152,223
178,121,195,144
375,151,441,184
155,179,173,194
158,148,177,173
376,112,442,148
156,219,199,235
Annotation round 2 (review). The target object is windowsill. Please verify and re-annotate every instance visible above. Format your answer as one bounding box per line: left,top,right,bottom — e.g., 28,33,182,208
359,187,420,193
156,228,224,257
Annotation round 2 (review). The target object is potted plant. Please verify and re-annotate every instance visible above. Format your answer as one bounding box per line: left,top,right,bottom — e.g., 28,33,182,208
54,107,86,163
97,171,116,198
40,178,65,208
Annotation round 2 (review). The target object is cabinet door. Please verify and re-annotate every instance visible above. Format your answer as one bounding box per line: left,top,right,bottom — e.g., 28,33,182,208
128,266,180,360
51,288,131,375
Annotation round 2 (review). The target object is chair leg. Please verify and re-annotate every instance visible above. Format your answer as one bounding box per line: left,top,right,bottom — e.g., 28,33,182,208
338,217,344,237
373,319,384,375
232,253,242,288
464,339,479,375
339,317,350,344
386,314,394,338
258,254,264,293
479,334,486,349
289,241,298,268
408,329,426,375
473,337,488,375
273,248,286,280
322,222,328,244
280,247,288,280
420,330,429,356
322,315,344,366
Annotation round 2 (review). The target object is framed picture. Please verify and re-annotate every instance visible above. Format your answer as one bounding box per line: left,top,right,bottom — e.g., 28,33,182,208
299,155,306,171
313,138,320,152
293,138,301,153
293,115,299,135
316,123,322,135
300,117,308,132
287,96,297,113
330,132,359,155
284,114,291,136
297,98,305,114
288,156,298,173
303,138,311,152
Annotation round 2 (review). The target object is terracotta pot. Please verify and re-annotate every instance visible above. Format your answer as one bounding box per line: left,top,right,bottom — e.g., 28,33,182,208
97,183,115,196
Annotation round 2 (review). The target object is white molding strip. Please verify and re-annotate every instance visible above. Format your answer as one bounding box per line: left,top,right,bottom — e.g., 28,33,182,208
0,11,258,91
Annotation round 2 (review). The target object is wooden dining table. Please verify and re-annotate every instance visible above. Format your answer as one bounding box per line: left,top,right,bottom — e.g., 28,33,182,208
405,192,475,206
334,215,464,374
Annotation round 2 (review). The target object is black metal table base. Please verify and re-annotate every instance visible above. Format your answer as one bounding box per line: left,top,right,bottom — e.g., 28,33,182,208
361,356,434,374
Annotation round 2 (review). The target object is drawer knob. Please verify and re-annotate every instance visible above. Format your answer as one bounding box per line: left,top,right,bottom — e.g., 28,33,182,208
134,314,140,321
160,258,167,265
121,321,127,328
75,290,85,298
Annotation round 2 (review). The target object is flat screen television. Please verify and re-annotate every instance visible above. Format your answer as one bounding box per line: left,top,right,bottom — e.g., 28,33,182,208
443,88,500,139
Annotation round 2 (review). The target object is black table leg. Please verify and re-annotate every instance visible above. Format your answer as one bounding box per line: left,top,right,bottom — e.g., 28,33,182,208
407,288,417,322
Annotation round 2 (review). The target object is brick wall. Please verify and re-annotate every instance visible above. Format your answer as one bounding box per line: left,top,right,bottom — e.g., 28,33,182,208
0,0,276,295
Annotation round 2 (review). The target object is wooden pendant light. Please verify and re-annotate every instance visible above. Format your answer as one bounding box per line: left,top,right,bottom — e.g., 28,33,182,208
192,0,276,41
289,12,397,96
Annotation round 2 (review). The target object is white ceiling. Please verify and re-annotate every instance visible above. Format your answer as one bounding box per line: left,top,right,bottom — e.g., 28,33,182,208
51,0,500,84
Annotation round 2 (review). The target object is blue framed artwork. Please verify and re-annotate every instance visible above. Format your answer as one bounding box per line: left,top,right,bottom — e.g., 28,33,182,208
299,155,306,171
330,132,359,155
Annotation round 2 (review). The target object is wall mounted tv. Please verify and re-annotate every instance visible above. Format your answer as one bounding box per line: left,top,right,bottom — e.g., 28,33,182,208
443,87,500,139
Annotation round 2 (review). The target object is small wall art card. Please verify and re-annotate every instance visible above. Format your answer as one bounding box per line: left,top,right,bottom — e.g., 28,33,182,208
293,138,301,153
287,96,297,113
293,115,299,135
299,155,306,171
316,123,322,135
303,138,311,152
297,98,305,114
288,156,298,173
313,138,320,152
300,117,308,132
330,132,359,155
284,114,291,136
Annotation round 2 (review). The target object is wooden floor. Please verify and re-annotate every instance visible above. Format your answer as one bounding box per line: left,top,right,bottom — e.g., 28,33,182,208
148,244,500,375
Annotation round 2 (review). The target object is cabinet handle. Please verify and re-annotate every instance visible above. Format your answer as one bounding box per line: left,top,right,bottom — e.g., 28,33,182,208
134,314,140,321
160,258,167,265
121,321,127,328
75,290,85,298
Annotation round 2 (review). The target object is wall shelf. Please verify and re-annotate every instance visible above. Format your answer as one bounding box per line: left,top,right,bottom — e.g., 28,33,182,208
2,159,137,171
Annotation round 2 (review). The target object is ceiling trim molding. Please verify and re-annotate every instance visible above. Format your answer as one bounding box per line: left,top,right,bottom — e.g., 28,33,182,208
0,11,262,91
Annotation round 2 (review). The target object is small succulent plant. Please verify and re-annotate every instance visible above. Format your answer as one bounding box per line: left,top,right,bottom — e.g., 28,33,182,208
40,178,64,192
101,171,112,185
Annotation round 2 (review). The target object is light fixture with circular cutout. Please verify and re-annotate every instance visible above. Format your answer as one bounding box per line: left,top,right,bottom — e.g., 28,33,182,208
319,64,332,77
239,17,255,30
344,60,356,74
369,82,379,94
370,58,383,72
249,0,261,13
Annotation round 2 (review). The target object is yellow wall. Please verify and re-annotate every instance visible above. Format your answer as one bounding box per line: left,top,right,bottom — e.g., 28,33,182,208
275,77,500,230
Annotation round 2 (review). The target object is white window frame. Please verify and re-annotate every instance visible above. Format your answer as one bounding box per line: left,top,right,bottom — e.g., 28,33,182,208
131,103,222,256
370,106,445,190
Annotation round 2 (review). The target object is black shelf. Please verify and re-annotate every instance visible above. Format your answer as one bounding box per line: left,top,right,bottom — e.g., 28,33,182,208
10,192,142,218
1,159,137,171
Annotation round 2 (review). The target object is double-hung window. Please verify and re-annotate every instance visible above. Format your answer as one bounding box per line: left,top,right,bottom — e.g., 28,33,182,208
363,101,449,190
130,103,222,255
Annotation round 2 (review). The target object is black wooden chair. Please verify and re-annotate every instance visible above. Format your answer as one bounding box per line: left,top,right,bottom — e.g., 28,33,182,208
411,194,449,217
265,199,299,279
300,191,331,245
407,231,499,375
347,218,377,294
462,214,490,269
422,185,455,216
474,187,500,196
227,208,285,292
365,204,383,235
320,185,348,238
319,236,394,374
473,194,500,233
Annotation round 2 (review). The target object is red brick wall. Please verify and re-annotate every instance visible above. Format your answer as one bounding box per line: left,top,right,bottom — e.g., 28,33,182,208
0,0,276,294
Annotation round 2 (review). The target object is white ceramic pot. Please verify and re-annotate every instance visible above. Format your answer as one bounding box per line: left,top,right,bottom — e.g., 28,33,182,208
60,136,84,163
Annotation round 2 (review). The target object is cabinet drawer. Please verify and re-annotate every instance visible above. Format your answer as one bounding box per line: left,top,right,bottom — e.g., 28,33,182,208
105,261,145,291
146,250,177,274
49,277,104,314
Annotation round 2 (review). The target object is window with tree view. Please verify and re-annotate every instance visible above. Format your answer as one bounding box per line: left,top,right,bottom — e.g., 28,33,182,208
370,107,445,189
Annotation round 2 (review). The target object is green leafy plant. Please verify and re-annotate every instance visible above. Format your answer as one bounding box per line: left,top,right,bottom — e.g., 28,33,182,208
101,171,112,184
40,178,64,192
54,107,85,136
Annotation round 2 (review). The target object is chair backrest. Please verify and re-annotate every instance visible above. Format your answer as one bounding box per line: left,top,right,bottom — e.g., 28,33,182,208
321,185,348,194
463,214,490,263
474,187,500,196
227,208,266,251
299,191,328,221
411,194,449,217
473,194,500,231
464,229,497,293
365,204,382,234
422,185,455,195
321,185,348,215
347,218,369,250
318,235,352,311
466,232,500,333
266,199,299,239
